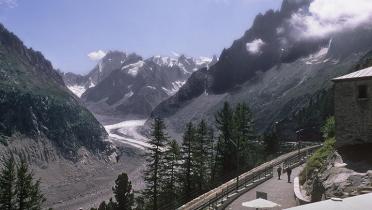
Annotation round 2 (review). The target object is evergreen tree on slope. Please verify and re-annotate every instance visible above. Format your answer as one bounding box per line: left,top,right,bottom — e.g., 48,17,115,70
0,154,16,210
143,118,169,210
16,158,45,210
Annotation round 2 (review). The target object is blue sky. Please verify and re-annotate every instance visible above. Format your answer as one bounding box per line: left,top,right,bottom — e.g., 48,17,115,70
0,0,281,74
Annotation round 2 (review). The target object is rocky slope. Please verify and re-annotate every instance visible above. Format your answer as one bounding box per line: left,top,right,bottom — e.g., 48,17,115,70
0,23,144,210
275,50,372,141
0,23,110,159
64,52,217,118
302,144,372,201
152,0,372,139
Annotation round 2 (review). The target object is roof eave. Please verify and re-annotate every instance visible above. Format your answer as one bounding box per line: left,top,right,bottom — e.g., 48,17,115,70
332,76,372,82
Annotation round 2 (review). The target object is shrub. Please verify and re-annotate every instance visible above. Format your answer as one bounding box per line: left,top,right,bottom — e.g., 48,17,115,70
299,138,336,185
321,116,335,139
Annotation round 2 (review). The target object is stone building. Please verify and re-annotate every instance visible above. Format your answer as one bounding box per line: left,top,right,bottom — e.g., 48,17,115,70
332,66,372,147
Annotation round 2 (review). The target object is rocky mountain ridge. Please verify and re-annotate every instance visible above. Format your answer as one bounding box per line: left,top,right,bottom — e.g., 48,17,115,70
63,52,217,118
0,23,148,210
0,23,109,160
151,0,372,139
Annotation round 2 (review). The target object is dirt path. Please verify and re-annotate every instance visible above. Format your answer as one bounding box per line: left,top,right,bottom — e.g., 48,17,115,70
226,165,304,210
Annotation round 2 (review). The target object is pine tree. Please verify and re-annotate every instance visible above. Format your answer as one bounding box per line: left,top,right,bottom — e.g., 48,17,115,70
134,196,145,210
143,118,169,210
159,140,180,209
0,154,17,210
263,132,280,159
92,198,116,210
16,158,45,210
207,128,217,186
194,120,210,192
107,198,117,210
179,122,196,202
214,102,235,181
98,201,107,210
233,103,256,172
112,173,134,210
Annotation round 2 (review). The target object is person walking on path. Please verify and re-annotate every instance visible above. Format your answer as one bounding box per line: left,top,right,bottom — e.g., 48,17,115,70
286,167,292,183
277,165,282,180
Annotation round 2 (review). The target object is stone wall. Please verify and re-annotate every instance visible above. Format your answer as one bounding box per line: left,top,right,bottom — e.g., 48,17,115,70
334,78,372,147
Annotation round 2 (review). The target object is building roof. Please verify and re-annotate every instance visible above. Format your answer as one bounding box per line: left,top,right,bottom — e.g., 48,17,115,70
332,66,372,81
284,193,372,210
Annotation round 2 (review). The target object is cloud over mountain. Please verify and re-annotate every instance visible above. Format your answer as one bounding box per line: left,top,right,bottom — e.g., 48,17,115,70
289,0,372,40
246,39,265,54
88,50,106,61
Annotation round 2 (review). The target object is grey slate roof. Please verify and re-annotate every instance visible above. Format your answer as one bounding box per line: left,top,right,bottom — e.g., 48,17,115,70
333,66,372,81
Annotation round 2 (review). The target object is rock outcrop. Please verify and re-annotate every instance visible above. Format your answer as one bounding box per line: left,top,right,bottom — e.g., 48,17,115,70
302,146,372,201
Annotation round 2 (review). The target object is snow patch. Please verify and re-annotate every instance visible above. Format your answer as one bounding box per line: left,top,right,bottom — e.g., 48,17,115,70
162,80,186,96
146,86,157,90
178,63,190,74
196,57,212,66
98,61,104,73
67,85,86,97
302,39,333,65
125,90,134,98
149,55,213,73
122,61,145,77
89,80,95,88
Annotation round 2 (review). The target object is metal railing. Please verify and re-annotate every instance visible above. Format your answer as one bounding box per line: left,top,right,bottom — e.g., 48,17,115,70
178,145,321,210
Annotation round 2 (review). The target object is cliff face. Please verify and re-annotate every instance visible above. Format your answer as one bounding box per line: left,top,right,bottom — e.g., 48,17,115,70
0,23,108,159
151,0,372,139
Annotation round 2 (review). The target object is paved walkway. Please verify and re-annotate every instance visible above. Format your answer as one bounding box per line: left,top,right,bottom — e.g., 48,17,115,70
226,165,304,210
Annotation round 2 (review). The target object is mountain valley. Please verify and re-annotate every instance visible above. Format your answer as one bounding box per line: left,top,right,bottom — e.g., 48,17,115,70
2,0,372,209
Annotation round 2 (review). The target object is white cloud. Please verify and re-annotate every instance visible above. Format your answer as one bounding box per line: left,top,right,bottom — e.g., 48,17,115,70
289,0,372,39
246,39,265,54
0,0,17,8
171,51,180,57
87,50,106,61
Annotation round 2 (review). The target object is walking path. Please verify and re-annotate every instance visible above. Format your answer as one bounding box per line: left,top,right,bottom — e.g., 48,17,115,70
226,165,304,210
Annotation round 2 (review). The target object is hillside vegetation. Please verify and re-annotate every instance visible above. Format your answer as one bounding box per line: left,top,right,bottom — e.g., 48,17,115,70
0,23,107,159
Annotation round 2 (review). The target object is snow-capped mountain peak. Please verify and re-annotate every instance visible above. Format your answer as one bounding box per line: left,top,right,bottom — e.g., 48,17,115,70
121,60,145,77
62,51,217,118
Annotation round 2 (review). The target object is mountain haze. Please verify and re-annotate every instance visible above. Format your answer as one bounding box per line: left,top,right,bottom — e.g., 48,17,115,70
152,0,372,139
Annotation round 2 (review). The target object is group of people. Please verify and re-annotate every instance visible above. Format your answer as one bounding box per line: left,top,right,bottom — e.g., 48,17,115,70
276,165,292,183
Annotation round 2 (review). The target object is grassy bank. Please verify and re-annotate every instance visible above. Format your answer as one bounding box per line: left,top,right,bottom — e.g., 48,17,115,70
299,138,336,185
